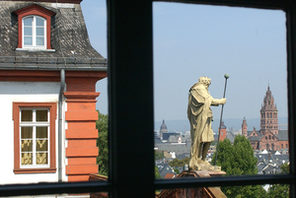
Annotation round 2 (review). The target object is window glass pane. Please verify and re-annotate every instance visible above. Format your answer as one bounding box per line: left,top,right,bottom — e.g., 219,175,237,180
36,127,48,138
21,153,32,165
153,3,288,178
23,17,33,26
36,140,48,151
0,1,107,186
36,152,48,164
21,127,32,138
156,185,288,198
36,37,44,46
36,110,48,122
36,27,44,36
21,140,32,152
21,110,32,121
24,27,32,36
36,17,44,26
21,127,33,162
24,37,32,46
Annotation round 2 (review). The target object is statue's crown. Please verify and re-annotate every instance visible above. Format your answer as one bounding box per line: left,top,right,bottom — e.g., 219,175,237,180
198,76,211,85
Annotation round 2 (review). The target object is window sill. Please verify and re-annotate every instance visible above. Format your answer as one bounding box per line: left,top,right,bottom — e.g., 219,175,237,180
16,48,56,52
14,168,56,174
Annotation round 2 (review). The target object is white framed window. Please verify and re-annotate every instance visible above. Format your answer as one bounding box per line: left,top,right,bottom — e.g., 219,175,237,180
22,15,46,49
19,108,50,168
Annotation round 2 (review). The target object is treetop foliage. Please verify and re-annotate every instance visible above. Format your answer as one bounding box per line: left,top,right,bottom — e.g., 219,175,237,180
213,135,265,198
213,135,257,176
168,157,189,168
155,150,164,160
96,111,108,176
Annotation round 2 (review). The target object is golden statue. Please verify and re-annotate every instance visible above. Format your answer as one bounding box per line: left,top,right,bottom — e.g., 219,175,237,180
187,77,226,171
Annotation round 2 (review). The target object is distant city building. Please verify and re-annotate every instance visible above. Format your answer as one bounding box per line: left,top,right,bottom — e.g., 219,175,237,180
155,142,191,157
163,132,180,142
155,120,191,157
154,131,162,144
156,162,175,178
256,151,288,175
242,86,289,151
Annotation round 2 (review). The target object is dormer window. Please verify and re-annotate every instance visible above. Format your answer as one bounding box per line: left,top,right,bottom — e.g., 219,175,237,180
23,16,46,49
14,4,55,50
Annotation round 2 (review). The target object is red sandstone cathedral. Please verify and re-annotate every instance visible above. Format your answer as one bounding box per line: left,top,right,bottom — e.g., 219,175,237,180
242,86,289,152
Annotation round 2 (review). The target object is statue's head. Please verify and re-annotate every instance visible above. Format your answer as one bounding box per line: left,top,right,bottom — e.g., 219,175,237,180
198,76,211,88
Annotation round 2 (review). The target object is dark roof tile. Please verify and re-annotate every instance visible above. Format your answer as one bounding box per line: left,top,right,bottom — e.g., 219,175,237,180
0,1,106,70
248,136,260,141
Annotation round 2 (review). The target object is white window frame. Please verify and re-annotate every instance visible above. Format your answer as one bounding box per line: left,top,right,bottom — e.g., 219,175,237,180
19,108,50,169
22,15,47,49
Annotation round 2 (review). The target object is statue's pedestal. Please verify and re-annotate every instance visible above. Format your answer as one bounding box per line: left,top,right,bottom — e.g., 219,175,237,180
181,170,226,177
157,170,227,198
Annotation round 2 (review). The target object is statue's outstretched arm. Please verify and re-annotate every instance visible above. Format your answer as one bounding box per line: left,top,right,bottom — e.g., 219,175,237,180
211,98,226,106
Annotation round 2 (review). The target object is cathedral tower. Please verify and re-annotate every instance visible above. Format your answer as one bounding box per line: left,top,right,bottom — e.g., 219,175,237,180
159,120,168,140
260,86,278,135
219,121,227,141
242,117,248,137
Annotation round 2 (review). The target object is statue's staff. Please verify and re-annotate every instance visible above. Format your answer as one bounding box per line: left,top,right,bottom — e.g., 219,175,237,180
213,74,229,165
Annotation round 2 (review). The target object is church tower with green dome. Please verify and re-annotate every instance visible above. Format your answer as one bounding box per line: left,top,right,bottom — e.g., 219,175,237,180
159,120,168,140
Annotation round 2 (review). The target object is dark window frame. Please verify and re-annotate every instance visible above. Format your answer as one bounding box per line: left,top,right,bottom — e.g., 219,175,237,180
0,0,296,197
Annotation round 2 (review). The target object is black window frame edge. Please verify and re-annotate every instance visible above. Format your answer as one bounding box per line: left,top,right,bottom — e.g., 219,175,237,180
0,0,295,197
0,181,111,197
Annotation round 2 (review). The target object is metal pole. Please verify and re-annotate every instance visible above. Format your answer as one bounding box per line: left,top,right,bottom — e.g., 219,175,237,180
58,69,65,182
213,74,229,165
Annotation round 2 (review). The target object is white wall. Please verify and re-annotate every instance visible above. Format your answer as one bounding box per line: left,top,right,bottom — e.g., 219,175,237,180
0,82,66,184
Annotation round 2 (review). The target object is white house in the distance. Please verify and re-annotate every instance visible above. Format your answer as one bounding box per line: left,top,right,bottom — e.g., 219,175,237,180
0,0,106,184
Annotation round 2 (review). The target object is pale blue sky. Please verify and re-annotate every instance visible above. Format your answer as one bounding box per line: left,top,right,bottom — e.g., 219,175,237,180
81,1,288,123
81,0,107,115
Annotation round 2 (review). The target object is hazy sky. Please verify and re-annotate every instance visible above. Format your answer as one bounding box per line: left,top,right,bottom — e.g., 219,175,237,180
81,1,288,123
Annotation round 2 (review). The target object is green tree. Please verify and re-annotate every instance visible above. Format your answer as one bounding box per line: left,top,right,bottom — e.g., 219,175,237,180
213,135,266,198
223,185,267,198
213,136,257,175
155,150,164,160
168,157,189,168
155,166,161,179
96,111,108,176
268,184,289,198
280,162,289,174
267,163,289,198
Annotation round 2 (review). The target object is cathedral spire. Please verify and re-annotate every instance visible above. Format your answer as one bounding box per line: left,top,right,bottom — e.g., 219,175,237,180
242,117,248,137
